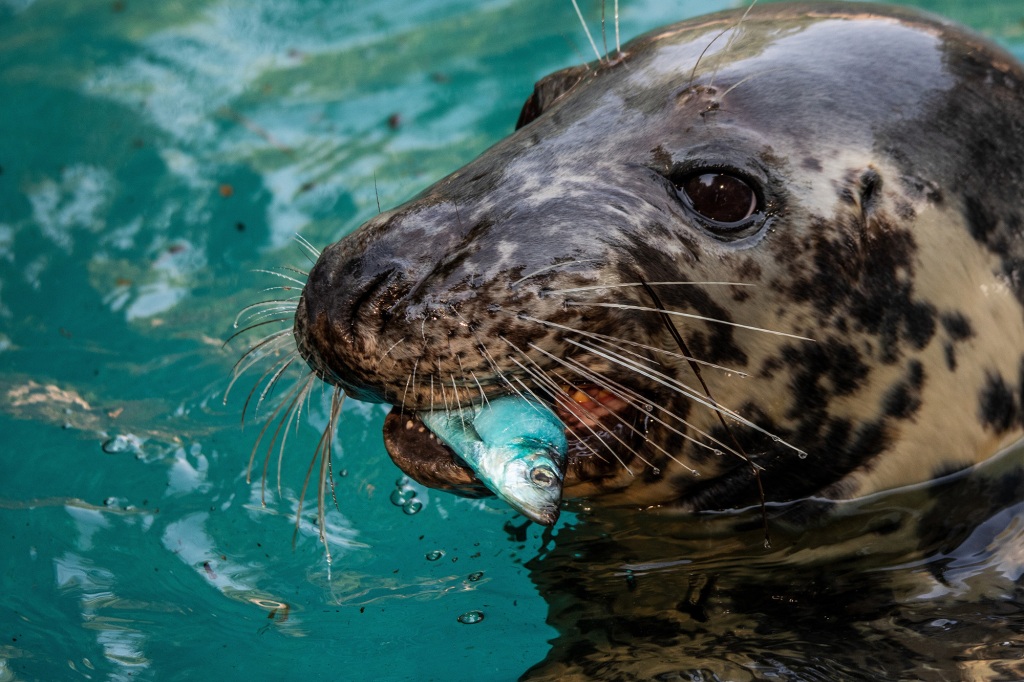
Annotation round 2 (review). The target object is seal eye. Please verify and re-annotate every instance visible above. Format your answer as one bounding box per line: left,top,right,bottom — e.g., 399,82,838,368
679,172,759,230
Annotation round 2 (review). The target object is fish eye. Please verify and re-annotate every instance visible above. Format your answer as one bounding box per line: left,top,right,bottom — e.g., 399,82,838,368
530,466,557,488
677,171,762,237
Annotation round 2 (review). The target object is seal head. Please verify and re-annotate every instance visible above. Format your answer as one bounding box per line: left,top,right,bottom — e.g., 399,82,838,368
294,2,1024,513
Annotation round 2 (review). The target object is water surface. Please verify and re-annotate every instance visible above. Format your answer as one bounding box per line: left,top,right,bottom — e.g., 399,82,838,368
3,1,1024,679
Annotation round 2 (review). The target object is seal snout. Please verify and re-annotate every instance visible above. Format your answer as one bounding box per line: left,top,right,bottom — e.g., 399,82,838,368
295,239,414,403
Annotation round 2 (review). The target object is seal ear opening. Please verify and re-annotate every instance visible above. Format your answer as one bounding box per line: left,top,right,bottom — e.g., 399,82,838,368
515,65,589,129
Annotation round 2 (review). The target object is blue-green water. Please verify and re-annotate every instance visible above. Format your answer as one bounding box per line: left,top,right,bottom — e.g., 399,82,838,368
3,1,1024,680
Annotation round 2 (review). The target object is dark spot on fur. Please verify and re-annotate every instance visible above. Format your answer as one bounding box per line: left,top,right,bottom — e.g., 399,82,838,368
944,342,957,371
978,371,1018,434
903,301,937,351
802,157,823,172
858,168,882,215
941,311,974,340
759,356,782,380
882,360,925,419
965,194,997,242
781,339,870,423
899,174,944,204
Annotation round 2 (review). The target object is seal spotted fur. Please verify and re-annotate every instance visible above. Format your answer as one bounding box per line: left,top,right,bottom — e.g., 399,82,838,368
288,1,1024,518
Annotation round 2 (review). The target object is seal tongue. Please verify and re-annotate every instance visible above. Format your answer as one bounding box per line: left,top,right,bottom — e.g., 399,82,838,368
419,396,568,524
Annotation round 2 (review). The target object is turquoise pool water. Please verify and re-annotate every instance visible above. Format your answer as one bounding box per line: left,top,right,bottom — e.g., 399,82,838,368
4,1,1024,680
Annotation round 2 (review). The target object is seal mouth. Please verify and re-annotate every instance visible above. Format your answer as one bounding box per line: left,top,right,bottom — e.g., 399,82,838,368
382,384,635,507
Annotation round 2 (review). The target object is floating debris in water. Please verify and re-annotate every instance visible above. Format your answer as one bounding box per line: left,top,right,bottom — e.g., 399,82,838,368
425,550,445,561
467,571,484,582
457,610,484,624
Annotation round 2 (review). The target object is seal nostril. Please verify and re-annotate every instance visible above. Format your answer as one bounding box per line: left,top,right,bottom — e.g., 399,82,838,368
347,268,398,336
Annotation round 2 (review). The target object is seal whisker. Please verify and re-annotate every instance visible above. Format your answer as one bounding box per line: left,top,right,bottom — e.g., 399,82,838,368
277,371,318,497
379,336,408,368
275,265,310,278
501,336,647,473
569,337,804,457
253,268,308,287
613,0,620,55
469,369,491,408
293,385,344,561
258,372,316,503
235,305,301,327
525,341,718,471
252,356,298,418
516,313,749,377
224,316,294,346
450,373,468,429
550,281,753,294
402,358,420,414
438,366,453,417
234,343,298,424
225,330,293,403
570,0,605,64
717,71,770,101
293,233,321,261
504,362,612,465
640,279,769,542
245,371,307,497
536,346,743,463
508,357,634,473
232,297,300,327
565,301,815,341
687,24,731,88
707,0,759,91
510,259,601,287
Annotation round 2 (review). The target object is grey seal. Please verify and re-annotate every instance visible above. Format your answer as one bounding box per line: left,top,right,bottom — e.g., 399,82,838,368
289,1,1024,520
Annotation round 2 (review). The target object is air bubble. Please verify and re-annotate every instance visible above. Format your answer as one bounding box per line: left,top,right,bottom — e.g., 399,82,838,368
390,489,414,506
651,467,661,476
403,499,423,515
797,451,808,460
457,610,484,624
713,449,724,457
770,436,782,443
101,434,140,454
425,550,445,561
467,571,484,582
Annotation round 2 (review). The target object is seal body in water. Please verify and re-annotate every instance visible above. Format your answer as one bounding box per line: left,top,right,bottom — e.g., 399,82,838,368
292,1,1024,518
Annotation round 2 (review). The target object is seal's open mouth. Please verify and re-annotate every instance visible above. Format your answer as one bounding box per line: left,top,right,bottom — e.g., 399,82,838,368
382,384,634,517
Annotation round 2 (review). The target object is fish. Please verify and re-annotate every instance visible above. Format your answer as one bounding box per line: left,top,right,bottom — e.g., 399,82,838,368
419,396,567,524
